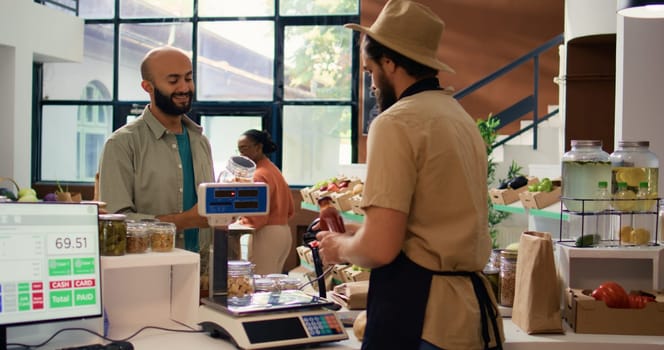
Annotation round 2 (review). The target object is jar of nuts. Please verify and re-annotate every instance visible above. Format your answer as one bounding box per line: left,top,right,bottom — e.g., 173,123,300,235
98,214,127,256
227,260,254,306
499,250,518,307
126,220,149,253
150,222,175,252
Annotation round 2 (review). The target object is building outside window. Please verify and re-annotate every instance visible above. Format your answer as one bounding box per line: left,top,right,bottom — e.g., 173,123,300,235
36,0,360,186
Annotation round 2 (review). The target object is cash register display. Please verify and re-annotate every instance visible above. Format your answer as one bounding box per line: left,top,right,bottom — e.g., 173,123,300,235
0,203,102,327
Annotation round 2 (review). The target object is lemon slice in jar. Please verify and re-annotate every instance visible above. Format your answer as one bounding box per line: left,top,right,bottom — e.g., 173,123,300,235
616,168,647,187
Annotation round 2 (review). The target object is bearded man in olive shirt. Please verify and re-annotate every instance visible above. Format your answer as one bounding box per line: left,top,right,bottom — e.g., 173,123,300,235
98,46,214,253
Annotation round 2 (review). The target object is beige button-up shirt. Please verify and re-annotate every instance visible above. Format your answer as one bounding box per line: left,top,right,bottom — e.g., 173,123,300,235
361,90,503,349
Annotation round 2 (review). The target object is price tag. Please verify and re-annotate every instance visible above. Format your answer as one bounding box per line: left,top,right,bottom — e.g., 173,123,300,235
47,232,96,255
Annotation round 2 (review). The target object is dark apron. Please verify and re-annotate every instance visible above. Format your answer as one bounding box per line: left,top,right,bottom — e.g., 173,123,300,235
361,252,503,350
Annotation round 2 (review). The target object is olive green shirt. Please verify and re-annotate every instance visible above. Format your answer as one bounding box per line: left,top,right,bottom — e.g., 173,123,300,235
98,106,214,226
361,90,503,349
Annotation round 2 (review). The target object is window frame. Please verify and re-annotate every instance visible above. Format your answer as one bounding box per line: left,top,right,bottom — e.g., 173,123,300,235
32,1,361,188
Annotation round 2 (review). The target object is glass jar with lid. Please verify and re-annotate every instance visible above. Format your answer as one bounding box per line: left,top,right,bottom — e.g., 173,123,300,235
125,220,149,253
227,260,254,306
499,250,517,307
217,155,256,183
561,140,612,212
149,222,175,252
609,141,659,201
98,214,127,256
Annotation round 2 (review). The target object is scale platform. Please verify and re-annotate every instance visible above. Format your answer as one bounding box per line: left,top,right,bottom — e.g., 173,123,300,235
199,290,349,349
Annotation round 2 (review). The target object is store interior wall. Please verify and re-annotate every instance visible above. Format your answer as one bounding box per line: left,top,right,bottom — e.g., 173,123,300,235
0,0,83,189
357,0,565,161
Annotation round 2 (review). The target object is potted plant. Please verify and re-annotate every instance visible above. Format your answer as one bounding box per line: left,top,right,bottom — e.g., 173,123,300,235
477,114,523,248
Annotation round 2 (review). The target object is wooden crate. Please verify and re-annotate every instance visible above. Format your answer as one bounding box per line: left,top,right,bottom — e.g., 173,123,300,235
518,186,561,209
489,177,539,205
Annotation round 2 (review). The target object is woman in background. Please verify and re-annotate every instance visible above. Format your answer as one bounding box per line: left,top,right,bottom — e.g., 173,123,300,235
237,129,295,275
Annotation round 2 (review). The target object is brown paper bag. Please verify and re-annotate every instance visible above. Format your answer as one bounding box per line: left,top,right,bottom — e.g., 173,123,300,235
512,231,564,334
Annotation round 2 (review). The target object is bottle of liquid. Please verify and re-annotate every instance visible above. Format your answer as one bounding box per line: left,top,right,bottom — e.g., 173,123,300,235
593,181,611,243
561,140,611,212
317,196,346,233
636,181,655,212
594,181,611,212
613,181,636,211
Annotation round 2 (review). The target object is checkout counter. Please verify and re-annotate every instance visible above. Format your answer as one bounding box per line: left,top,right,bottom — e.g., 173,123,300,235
98,182,664,350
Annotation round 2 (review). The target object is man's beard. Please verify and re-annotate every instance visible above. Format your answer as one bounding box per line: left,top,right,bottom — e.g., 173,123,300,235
153,86,193,116
374,72,397,112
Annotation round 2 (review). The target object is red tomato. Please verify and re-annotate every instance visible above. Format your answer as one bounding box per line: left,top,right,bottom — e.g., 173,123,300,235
591,281,629,308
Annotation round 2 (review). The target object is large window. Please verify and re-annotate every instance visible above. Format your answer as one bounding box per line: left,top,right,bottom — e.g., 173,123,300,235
36,0,360,186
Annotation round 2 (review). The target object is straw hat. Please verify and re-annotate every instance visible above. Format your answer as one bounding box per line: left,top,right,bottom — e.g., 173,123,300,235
345,0,454,73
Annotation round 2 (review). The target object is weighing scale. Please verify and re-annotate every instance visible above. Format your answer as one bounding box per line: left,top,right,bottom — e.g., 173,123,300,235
197,182,348,349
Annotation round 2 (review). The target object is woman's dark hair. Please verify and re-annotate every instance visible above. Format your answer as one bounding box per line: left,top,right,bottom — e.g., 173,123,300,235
362,35,438,79
242,129,278,155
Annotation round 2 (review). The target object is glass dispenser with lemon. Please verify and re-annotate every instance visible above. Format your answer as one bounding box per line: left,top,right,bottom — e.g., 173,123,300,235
610,141,660,245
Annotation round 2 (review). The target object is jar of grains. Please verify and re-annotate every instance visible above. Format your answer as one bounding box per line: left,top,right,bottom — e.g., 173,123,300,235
499,250,518,307
98,214,127,256
125,220,149,253
227,260,254,306
150,222,175,252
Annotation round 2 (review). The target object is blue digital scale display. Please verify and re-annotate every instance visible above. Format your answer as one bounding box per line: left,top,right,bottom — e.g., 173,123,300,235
198,183,269,226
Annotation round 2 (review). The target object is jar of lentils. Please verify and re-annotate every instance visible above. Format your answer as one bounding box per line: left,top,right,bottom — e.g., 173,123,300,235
126,220,149,253
499,250,518,307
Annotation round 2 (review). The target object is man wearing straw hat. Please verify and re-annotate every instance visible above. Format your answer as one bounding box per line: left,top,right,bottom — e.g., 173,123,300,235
316,0,504,349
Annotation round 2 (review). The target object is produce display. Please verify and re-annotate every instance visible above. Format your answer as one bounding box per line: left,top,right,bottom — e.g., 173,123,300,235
0,177,38,202
590,281,657,309
300,175,363,212
527,177,554,192
497,175,529,190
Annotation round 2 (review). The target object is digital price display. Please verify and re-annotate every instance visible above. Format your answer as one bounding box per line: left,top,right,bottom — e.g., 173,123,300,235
0,203,102,327
199,183,269,217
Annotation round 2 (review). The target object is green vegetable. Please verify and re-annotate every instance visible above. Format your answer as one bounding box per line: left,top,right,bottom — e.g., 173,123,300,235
528,184,539,192
575,234,601,247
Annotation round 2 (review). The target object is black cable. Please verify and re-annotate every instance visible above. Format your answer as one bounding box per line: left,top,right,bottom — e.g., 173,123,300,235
6,325,205,349
297,265,335,291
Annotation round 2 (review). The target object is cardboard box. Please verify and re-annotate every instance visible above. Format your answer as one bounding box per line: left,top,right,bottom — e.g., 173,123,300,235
564,288,664,336
518,185,561,209
489,177,539,205
343,267,370,282
296,245,314,267
300,187,316,205
332,264,352,284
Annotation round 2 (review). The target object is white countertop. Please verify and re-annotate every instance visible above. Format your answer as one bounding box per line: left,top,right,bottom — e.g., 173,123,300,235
116,318,664,350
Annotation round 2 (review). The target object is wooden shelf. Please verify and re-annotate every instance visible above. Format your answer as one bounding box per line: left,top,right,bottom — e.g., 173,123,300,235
493,201,569,221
